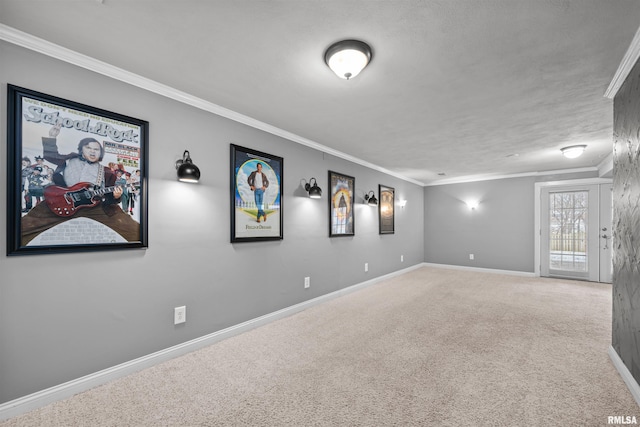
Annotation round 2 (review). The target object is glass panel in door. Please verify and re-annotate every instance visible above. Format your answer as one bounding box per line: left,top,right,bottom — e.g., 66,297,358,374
541,184,600,281
549,191,588,274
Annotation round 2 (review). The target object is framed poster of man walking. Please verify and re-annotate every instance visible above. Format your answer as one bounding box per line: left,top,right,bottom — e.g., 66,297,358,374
6,85,149,255
230,144,283,242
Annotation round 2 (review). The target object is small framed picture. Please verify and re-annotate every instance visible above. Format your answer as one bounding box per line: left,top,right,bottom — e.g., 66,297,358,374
230,144,283,242
329,170,355,237
379,184,395,234
6,85,149,255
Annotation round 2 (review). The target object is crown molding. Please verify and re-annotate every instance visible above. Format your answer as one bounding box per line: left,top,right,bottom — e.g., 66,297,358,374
597,152,614,177
424,167,599,187
605,25,640,99
0,23,614,189
0,24,424,186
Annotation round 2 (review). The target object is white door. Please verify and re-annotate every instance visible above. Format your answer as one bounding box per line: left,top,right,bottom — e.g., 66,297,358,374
540,183,612,282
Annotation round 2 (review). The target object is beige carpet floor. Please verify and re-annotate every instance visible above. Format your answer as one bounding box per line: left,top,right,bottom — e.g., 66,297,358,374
1,266,638,426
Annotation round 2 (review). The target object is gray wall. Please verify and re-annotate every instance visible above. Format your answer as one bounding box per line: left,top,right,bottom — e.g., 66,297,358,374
612,56,640,384
424,177,536,272
423,171,600,273
0,42,425,404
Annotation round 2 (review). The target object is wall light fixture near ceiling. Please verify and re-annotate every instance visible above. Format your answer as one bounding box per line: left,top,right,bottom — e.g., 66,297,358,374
305,178,322,199
364,190,378,206
324,39,372,80
560,145,586,159
175,150,201,183
466,200,479,210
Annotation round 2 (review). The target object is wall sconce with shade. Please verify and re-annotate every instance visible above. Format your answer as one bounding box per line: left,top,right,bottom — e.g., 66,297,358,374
560,145,586,159
465,200,479,210
364,190,378,206
175,150,201,183
304,178,322,199
324,39,372,80
398,199,407,208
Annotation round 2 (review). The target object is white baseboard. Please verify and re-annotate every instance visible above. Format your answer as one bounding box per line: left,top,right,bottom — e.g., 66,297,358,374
609,345,640,407
0,263,423,422
423,262,536,277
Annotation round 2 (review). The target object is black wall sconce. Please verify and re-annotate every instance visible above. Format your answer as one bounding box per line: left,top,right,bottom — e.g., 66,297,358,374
175,150,201,183
305,178,322,199
364,190,378,206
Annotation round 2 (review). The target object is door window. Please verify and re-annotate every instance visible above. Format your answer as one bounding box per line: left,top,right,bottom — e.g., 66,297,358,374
549,190,588,273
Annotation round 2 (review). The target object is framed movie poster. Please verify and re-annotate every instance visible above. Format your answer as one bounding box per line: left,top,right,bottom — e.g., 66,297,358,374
6,85,149,255
379,184,395,234
230,144,283,242
329,170,355,237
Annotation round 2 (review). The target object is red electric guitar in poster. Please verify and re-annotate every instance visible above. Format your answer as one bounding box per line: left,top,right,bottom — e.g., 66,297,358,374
44,182,121,217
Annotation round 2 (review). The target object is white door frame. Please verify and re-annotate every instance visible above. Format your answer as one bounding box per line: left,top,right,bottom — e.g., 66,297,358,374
598,183,613,283
534,178,613,278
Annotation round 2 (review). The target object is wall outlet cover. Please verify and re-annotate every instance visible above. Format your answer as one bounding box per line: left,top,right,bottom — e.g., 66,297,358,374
174,306,186,325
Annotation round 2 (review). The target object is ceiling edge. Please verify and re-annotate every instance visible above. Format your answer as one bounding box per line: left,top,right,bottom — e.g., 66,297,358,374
424,167,599,187
0,24,425,187
597,152,614,177
605,24,640,99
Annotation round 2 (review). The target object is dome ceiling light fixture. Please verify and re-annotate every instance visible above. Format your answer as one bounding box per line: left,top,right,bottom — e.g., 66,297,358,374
560,145,587,159
324,39,372,80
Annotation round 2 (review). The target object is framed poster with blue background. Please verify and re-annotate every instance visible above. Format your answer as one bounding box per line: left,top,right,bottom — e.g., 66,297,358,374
230,144,283,243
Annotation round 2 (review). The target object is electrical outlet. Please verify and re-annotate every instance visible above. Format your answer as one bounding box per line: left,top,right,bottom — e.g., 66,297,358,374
304,277,310,289
469,254,474,260
365,263,369,272
174,306,186,325
401,255,404,262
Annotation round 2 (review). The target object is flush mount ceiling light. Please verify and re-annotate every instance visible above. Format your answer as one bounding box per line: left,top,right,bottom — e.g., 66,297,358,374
324,39,372,80
560,145,587,159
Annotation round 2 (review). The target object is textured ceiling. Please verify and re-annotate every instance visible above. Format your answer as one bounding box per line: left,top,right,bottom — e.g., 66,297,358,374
1,0,639,185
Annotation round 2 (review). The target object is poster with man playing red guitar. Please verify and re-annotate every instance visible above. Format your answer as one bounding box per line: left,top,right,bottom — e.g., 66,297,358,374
7,85,148,255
